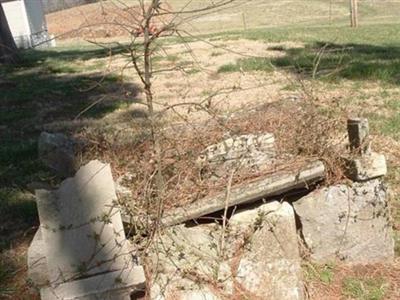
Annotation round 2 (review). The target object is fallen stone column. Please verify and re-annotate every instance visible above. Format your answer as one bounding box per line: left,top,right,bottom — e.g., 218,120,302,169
161,160,325,226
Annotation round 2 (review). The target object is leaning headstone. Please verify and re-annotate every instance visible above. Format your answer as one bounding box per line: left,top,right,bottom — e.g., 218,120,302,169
293,179,394,263
230,201,304,300
32,160,145,299
38,132,77,177
197,133,276,178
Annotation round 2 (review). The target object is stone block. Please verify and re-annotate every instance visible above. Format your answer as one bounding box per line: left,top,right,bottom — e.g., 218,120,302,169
347,152,387,181
148,224,233,300
231,201,304,300
293,179,394,263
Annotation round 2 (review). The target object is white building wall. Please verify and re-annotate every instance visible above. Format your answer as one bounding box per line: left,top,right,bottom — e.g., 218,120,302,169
2,0,53,48
2,1,30,42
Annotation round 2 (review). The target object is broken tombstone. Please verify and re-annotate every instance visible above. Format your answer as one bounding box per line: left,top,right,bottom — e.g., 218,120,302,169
148,201,304,300
148,224,232,300
197,133,276,178
229,201,304,300
28,160,145,299
293,179,394,264
38,131,77,177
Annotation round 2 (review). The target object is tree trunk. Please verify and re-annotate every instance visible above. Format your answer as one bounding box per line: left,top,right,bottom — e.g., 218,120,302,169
350,0,358,27
0,3,18,64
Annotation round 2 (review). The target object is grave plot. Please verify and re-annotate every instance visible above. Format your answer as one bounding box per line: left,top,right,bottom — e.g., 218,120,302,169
28,115,395,299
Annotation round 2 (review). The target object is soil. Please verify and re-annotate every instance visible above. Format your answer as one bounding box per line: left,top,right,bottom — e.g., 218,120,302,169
46,1,171,40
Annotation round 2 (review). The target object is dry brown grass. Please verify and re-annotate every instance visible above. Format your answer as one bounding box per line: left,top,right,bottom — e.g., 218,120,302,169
78,97,348,226
305,259,400,300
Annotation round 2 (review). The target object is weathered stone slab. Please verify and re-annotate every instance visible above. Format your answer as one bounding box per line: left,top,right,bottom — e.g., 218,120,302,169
148,224,231,300
230,202,304,300
38,132,77,177
347,152,387,181
41,266,145,300
197,133,275,178
161,160,325,226
27,228,48,287
293,179,394,263
36,160,133,284
149,202,304,300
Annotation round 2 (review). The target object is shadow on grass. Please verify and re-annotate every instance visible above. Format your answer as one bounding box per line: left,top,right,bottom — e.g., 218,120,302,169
0,45,142,187
271,42,400,84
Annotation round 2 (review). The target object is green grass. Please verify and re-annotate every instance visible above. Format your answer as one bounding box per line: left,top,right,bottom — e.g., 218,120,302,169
304,263,335,284
369,102,400,141
342,277,387,300
218,57,273,73
186,68,201,75
216,23,400,46
0,188,37,259
214,23,400,84
210,51,223,57
271,42,400,84
0,139,47,186
167,0,400,35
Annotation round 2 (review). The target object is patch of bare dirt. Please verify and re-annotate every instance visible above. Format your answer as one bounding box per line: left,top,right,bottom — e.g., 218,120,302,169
46,1,171,40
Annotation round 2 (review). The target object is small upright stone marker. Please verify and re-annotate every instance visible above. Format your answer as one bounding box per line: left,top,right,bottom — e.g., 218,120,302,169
346,118,387,181
38,132,77,178
347,118,370,155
